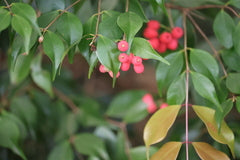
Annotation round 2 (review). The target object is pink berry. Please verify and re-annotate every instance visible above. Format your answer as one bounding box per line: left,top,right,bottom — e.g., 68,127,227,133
167,39,178,50
133,63,144,74
38,36,44,43
147,20,160,30
142,93,155,105
99,64,107,73
148,38,160,50
131,56,142,66
118,53,129,63
147,104,158,113
156,42,167,53
118,40,129,52
128,53,134,62
143,28,158,39
159,32,172,43
120,62,131,71
160,103,168,109
171,27,183,39
108,71,120,78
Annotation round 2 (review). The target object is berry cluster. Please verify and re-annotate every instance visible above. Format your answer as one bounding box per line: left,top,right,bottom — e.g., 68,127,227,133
142,93,168,114
143,20,183,53
118,40,144,74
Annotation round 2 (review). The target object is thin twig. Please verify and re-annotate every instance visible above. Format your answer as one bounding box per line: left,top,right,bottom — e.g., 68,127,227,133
125,0,129,12
3,0,12,12
187,13,228,77
167,8,174,28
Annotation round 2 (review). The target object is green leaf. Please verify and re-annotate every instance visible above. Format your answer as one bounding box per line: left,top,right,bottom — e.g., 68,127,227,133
213,10,235,49
156,52,184,96
236,96,240,113
167,73,186,105
190,49,219,81
229,0,240,9
31,54,53,97
115,131,128,160
191,72,221,110
106,90,148,123
11,15,32,54
192,142,230,160
48,140,74,160
0,7,11,32
117,12,143,44
73,133,109,159
37,10,59,30
56,12,83,45
192,105,235,157
130,146,158,160
226,73,240,94
88,52,99,79
129,0,148,22
156,0,169,18
221,49,240,72
11,2,41,35
144,105,181,146
36,0,65,13
43,31,65,80
131,37,169,64
233,23,240,56
150,142,182,160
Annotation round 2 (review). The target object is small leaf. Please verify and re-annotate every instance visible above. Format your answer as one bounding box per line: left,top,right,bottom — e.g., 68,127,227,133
226,73,240,94
48,140,74,160
150,142,182,160
131,37,169,65
36,0,65,13
191,72,221,110
221,49,240,72
213,10,235,48
192,142,230,160
144,105,181,146
236,96,240,113
0,7,11,32
11,15,32,54
233,23,240,56
156,0,169,18
88,52,99,79
117,12,143,44
129,0,148,22
167,73,186,105
37,10,59,30
192,105,235,157
43,31,65,80
115,131,128,160
130,146,158,160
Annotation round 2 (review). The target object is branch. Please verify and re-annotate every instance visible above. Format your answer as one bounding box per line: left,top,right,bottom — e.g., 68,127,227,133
3,0,12,12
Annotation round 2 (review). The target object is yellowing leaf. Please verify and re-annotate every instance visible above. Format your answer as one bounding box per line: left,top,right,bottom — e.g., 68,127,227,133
192,142,230,160
192,105,235,157
150,142,182,160
144,105,181,147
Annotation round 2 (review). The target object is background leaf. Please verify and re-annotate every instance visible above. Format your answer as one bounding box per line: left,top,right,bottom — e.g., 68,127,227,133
129,0,148,22
130,146,158,160
221,49,240,72
233,23,240,56
236,97,240,113
226,73,240,94
48,140,73,160
0,7,11,32
36,0,65,13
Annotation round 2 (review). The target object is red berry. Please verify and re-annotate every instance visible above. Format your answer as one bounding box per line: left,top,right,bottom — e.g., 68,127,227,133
128,53,134,62
156,42,167,53
118,40,129,52
148,38,160,50
108,71,120,78
118,53,129,63
167,39,178,50
147,20,160,30
143,28,158,39
142,93,155,105
133,63,144,74
171,27,183,39
99,64,107,73
159,32,172,43
147,104,158,113
120,62,131,71
160,103,168,109
131,56,143,65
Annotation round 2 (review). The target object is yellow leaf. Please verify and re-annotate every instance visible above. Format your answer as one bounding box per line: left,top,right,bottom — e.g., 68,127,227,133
192,142,230,160
150,142,182,160
144,105,181,147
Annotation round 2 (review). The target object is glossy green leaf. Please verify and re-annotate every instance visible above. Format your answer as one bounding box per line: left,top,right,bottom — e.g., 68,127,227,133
73,133,109,159
56,12,83,45
226,73,240,94
233,23,240,55
156,52,184,96
190,49,219,80
150,142,182,160
131,37,169,65
11,15,32,54
36,0,65,13
191,72,221,110
167,73,186,105
213,10,235,49
129,0,148,22
48,140,73,160
37,10,59,30
88,52,98,79
106,90,148,123
192,105,235,157
43,31,65,80
192,142,230,160
130,146,158,160
236,96,240,113
144,105,181,146
0,7,11,32
221,49,240,72
117,12,143,44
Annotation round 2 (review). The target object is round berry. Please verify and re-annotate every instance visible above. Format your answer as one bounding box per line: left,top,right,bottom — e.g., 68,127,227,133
160,103,168,109
143,28,158,39
147,104,157,113
133,63,144,74
99,64,107,73
118,53,129,63
142,93,155,105
108,71,120,78
120,62,131,71
159,32,172,43
148,38,160,50
167,39,178,50
131,56,143,66
128,53,134,62
147,20,160,30
171,27,184,39
156,42,167,53
38,36,44,43
118,40,129,52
